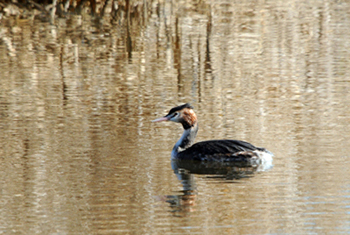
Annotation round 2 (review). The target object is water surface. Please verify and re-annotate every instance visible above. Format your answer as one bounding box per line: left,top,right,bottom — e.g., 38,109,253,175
0,0,350,234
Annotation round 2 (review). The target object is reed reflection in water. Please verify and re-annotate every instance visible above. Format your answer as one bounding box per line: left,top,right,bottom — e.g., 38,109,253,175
0,0,350,234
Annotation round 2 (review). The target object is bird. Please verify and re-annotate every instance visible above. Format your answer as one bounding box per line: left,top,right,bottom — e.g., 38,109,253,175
152,103,273,163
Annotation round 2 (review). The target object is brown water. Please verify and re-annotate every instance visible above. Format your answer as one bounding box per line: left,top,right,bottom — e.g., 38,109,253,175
1,1,350,234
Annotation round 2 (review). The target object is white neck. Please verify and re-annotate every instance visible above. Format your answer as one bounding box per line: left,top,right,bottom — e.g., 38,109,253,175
171,125,198,158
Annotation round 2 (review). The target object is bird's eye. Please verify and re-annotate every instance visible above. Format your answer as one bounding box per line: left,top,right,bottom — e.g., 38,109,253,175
172,112,179,118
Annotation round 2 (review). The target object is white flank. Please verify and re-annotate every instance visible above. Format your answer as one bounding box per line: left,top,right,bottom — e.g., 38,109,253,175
254,149,274,171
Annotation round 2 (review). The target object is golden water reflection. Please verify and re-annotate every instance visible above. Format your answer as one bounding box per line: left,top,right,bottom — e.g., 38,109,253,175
0,0,350,234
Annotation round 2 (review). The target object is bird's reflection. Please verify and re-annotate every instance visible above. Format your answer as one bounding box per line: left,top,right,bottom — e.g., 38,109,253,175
163,159,273,215
165,167,197,214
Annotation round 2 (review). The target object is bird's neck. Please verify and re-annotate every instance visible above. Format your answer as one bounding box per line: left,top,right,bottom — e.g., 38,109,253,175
171,124,198,158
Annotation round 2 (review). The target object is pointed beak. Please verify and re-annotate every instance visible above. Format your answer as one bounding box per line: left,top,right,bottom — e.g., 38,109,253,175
152,116,169,122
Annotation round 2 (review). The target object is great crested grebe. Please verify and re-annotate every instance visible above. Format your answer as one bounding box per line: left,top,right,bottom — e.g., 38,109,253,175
152,103,273,163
